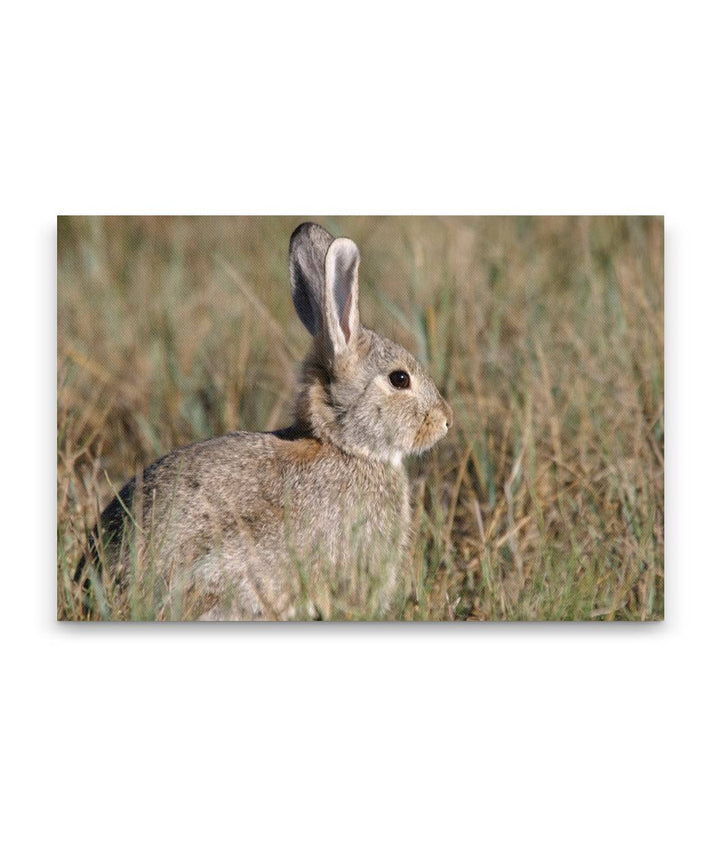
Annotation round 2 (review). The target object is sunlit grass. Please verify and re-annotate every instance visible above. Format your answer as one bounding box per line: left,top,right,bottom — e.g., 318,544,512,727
57,215,664,620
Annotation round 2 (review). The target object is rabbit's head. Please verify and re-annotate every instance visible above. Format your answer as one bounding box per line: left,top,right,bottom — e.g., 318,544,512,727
289,222,453,464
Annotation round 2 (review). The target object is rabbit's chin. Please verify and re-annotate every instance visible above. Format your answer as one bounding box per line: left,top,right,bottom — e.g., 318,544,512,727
410,440,443,457
410,428,450,456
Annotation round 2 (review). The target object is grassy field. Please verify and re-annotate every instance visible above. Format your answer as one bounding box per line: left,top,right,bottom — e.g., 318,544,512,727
57,216,664,620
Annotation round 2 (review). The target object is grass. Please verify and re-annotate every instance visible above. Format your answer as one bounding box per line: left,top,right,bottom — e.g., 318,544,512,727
57,215,664,620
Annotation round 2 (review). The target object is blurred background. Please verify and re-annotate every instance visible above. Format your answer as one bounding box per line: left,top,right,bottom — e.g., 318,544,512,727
57,216,663,620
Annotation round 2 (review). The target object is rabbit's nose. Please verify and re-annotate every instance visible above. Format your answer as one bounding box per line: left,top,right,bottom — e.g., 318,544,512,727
441,399,454,431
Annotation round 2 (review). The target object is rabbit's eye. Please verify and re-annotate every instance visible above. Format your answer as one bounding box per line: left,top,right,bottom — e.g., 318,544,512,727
389,370,411,390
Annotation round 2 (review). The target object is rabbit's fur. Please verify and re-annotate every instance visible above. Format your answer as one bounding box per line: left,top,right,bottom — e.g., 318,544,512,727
79,223,453,620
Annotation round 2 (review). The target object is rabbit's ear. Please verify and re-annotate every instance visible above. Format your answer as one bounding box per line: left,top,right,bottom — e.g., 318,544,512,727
289,222,334,336
324,237,360,356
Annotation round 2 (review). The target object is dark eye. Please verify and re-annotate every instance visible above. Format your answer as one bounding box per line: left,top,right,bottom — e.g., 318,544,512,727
389,370,411,390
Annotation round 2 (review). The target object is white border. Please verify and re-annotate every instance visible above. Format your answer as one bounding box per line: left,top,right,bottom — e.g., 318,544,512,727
4,3,718,854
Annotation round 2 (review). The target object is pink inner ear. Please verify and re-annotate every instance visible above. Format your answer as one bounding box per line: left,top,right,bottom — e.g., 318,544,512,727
328,239,358,346
340,295,352,343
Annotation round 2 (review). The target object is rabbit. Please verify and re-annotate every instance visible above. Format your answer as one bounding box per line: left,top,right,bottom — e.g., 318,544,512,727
77,222,453,620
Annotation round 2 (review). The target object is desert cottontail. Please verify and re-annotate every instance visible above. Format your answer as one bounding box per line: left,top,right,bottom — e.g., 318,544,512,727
78,222,453,620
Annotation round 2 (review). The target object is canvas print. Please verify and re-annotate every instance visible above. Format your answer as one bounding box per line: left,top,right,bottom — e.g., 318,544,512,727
57,216,664,621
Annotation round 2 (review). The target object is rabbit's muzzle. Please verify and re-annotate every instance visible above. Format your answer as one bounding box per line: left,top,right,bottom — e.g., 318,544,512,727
413,399,454,453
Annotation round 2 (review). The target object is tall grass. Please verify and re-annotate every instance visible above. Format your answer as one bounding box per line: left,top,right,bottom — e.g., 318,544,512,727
57,216,663,620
